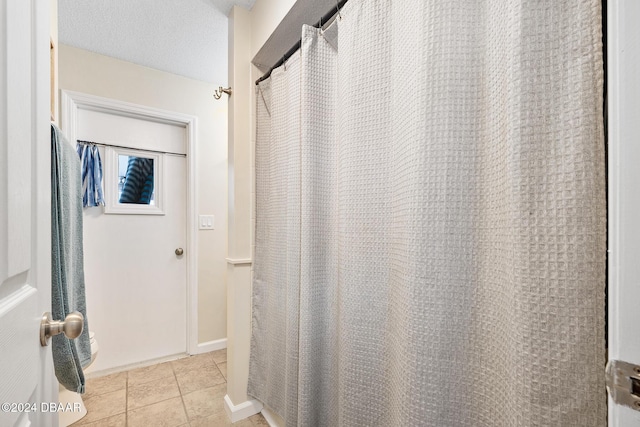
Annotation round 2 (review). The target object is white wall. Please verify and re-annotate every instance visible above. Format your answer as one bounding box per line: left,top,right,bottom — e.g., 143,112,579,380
58,44,228,345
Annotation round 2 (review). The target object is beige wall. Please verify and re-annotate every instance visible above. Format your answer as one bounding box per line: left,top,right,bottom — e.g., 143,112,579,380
250,0,297,59
58,44,228,344
225,0,294,418
226,5,253,407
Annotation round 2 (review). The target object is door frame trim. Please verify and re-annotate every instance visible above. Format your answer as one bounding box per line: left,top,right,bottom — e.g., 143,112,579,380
606,0,640,424
60,90,200,355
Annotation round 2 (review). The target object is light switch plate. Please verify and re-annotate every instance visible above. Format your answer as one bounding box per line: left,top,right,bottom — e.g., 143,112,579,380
199,215,214,230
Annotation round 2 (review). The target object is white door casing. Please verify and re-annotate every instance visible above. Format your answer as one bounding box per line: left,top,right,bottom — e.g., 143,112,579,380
0,0,56,426
607,0,640,425
60,91,199,364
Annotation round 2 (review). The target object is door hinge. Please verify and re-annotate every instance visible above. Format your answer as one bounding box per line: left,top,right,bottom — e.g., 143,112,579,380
606,360,640,411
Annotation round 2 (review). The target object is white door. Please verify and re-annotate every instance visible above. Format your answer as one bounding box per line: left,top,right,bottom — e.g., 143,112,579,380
0,1,56,427
607,0,640,425
76,111,188,372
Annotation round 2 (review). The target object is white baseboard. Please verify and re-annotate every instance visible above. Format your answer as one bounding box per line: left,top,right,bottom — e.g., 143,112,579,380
261,406,284,427
223,394,263,423
84,352,187,379
194,338,227,354
86,339,227,379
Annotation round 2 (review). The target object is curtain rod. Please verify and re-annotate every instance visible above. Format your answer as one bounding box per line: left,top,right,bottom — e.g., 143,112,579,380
255,0,349,85
77,140,186,157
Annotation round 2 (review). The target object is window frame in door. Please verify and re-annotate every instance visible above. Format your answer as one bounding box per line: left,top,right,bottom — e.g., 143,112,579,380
103,146,165,215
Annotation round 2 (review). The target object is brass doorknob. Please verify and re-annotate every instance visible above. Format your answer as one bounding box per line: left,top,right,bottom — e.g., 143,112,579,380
40,311,84,346
175,248,184,256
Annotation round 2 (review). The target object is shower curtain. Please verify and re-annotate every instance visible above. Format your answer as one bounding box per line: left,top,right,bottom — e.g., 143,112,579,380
249,1,606,426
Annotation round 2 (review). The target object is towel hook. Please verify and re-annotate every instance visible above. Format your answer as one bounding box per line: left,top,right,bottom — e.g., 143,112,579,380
214,86,232,100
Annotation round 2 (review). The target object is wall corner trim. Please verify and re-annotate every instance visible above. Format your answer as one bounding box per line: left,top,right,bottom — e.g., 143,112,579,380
223,394,263,423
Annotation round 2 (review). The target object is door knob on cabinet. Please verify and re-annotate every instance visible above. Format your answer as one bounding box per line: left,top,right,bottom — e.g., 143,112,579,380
175,248,184,256
40,311,84,347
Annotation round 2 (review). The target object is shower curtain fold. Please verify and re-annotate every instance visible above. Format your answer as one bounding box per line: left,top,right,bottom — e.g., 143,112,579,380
249,1,606,426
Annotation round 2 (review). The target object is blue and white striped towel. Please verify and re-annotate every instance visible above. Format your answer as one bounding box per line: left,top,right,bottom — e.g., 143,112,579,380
76,142,105,208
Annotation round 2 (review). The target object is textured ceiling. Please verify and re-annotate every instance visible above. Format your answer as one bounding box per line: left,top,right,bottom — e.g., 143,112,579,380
58,0,257,83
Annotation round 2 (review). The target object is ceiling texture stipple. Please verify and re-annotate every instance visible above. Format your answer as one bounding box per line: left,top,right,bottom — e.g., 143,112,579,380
58,0,257,83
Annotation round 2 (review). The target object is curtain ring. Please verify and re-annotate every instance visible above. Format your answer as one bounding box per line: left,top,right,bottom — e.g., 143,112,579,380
336,0,342,20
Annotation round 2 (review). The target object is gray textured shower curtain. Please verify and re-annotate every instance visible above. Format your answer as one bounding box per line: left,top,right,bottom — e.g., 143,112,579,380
249,1,606,426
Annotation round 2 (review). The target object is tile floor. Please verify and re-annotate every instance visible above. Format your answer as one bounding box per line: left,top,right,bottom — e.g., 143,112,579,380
71,349,268,427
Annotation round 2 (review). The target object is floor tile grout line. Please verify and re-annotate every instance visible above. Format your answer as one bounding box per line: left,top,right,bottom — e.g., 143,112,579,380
173,356,191,423
125,371,128,427
127,357,223,418
211,360,224,380
128,395,185,416
214,359,227,381
77,351,240,426
71,383,128,426
127,374,184,414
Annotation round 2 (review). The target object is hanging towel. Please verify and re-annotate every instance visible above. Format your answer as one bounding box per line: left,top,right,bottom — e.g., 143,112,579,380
51,124,91,394
76,142,105,208
119,156,154,204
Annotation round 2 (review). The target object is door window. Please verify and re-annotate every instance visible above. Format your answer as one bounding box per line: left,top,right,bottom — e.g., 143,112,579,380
104,147,164,215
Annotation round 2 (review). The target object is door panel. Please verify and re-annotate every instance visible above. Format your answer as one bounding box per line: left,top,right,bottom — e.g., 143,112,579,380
79,115,187,373
0,290,39,425
0,0,54,426
5,0,32,278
